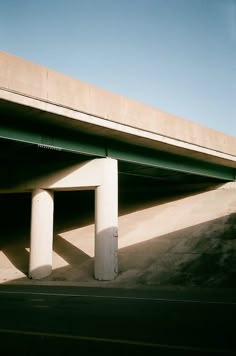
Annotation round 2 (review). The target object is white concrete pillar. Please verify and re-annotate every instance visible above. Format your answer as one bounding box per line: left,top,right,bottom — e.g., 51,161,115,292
29,189,54,279
95,158,118,280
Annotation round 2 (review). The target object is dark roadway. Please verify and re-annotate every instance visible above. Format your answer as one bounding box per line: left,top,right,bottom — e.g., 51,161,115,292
0,285,235,356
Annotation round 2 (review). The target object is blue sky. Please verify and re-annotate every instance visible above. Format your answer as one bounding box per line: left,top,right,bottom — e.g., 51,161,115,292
0,0,235,136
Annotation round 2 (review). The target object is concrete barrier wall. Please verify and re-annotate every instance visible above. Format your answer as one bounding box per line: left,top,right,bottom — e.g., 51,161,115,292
1,51,236,156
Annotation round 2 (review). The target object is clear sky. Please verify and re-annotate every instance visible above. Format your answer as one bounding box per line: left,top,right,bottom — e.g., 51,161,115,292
0,0,235,136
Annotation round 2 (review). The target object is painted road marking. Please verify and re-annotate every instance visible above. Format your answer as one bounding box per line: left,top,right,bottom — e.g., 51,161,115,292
29,298,48,308
33,305,48,308
0,290,235,305
0,328,234,354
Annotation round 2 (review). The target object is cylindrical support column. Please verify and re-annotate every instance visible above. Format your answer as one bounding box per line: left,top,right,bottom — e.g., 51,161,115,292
29,189,54,279
95,159,118,280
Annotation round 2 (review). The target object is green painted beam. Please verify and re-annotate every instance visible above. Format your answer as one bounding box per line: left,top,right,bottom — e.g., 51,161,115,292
108,143,235,181
0,125,107,157
0,123,235,181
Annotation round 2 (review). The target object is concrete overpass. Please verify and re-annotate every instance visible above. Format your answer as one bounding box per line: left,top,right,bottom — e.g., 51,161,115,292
0,51,236,282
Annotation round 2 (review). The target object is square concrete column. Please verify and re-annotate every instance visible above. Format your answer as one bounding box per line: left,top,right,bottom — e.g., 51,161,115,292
95,158,118,280
29,189,54,279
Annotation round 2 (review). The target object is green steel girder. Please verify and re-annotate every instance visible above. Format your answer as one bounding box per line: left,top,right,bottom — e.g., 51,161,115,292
0,123,235,181
0,125,107,157
108,143,235,181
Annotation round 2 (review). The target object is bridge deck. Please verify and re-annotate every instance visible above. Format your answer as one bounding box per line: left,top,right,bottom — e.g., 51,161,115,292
0,51,236,173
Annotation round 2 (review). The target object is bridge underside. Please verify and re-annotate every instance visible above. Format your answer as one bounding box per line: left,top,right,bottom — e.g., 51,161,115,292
0,137,228,192
0,99,235,281
0,98,235,184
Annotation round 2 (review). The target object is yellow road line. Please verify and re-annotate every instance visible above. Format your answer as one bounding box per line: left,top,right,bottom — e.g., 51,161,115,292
0,328,234,354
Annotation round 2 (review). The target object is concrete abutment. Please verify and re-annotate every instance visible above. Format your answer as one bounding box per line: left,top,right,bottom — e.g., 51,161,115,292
0,171,236,286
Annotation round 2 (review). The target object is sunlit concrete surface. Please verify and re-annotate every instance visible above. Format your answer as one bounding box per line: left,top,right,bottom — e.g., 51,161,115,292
0,51,236,286
1,182,236,287
0,251,26,282
29,189,54,279
1,50,236,167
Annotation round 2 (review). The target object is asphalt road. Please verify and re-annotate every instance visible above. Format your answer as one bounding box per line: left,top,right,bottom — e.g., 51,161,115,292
0,285,235,355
